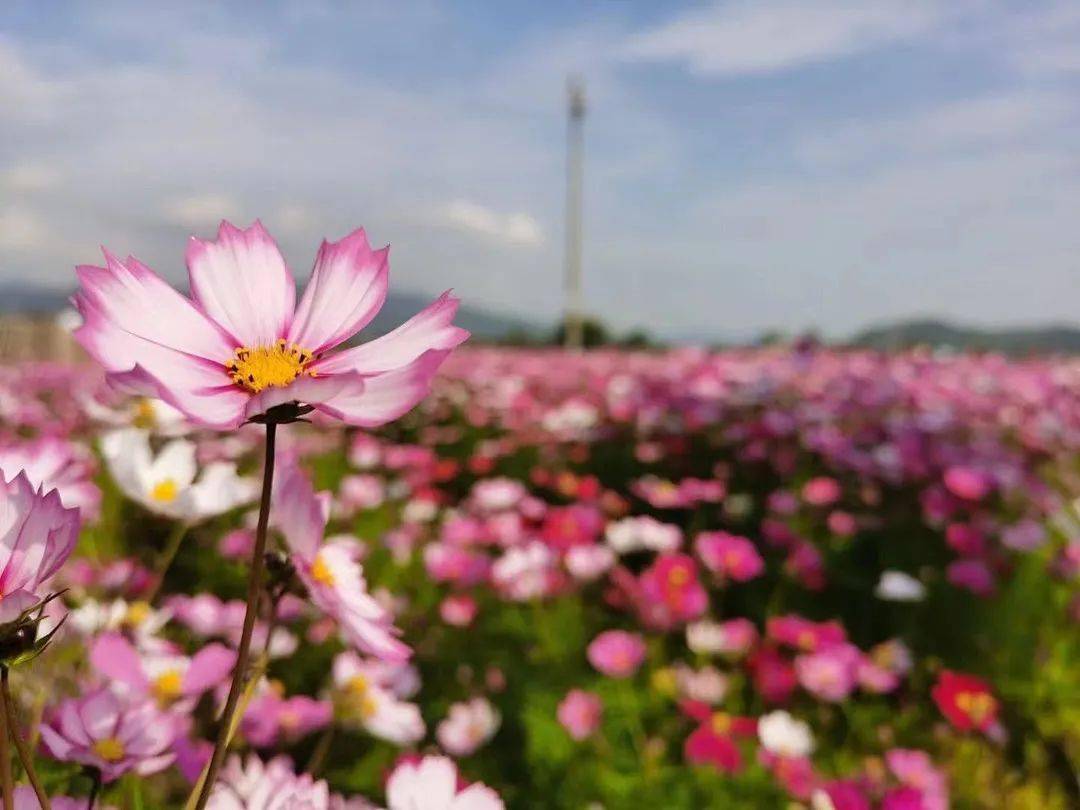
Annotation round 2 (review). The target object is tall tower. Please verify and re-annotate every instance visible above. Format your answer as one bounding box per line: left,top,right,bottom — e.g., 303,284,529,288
563,77,586,349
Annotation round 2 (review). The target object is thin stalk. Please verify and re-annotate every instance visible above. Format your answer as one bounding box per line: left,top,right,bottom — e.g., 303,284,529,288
0,669,49,809
191,423,277,810
145,521,190,603
0,683,11,810
86,769,101,810
306,725,335,776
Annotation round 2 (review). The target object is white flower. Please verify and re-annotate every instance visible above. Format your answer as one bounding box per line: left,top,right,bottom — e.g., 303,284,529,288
565,544,615,582
874,570,926,602
686,620,726,655
102,428,256,522
758,710,814,759
605,516,682,555
332,652,424,746
386,756,503,810
492,542,554,601
436,697,500,757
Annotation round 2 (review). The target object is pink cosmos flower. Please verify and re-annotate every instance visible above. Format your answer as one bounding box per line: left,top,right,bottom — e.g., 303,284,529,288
386,756,504,810
72,221,468,429
241,682,332,749
943,466,991,501
439,594,478,627
90,632,235,709
946,558,996,596
331,652,424,745
886,748,948,810
273,462,409,661
557,689,603,741
436,697,500,756
587,630,646,679
695,532,765,582
638,553,708,625
801,477,841,506
0,470,81,623
767,615,846,653
0,437,101,522
40,687,176,782
681,701,757,775
13,787,108,810
794,643,860,702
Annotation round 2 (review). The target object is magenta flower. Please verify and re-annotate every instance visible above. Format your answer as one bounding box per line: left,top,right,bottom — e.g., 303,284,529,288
557,689,603,741
639,553,708,626
587,630,646,679
40,687,176,782
0,470,81,623
73,221,468,429
273,461,409,661
90,632,235,708
695,532,765,582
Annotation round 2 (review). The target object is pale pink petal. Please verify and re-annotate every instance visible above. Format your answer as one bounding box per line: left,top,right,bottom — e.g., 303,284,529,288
241,373,362,423
107,365,248,430
287,228,389,354
316,291,468,375
89,633,150,691
186,220,295,347
182,643,236,695
314,350,450,428
451,784,506,810
273,464,328,560
73,252,233,361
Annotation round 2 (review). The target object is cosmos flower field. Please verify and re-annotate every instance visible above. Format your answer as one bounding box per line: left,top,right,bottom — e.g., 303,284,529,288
0,224,1077,808
0,345,1075,809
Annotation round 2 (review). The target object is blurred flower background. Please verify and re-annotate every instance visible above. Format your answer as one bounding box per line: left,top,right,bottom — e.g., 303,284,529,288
0,2,1079,809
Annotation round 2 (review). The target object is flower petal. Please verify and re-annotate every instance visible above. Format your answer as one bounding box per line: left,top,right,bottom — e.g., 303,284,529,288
89,633,150,691
314,350,450,427
285,228,390,354
315,291,468,375
287,228,389,354
186,220,295,347
73,251,234,362
241,373,363,423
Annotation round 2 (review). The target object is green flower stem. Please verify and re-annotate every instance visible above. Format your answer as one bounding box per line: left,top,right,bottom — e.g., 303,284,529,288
191,422,277,810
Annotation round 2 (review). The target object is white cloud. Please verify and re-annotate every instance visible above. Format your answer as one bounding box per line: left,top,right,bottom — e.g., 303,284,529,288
796,91,1077,166
0,207,47,252
161,193,242,228
438,200,543,247
2,164,63,192
622,0,952,76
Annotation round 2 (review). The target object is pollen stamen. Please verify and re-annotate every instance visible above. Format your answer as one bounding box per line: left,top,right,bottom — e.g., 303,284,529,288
225,339,316,393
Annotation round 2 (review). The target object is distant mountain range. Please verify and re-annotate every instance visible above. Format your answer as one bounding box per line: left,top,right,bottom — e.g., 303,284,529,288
0,283,537,341
2,283,1079,353
850,319,1080,354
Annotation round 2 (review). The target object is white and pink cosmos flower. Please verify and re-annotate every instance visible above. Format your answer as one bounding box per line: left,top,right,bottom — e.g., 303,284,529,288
72,220,468,429
273,461,409,661
89,631,236,709
386,756,504,810
0,469,81,624
436,697,500,757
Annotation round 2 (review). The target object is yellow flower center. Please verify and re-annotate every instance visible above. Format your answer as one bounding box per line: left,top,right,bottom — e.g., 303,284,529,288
956,690,996,724
310,552,335,587
152,670,184,705
225,340,315,394
92,737,125,762
124,601,152,627
132,398,157,428
150,478,178,502
347,674,369,696
710,712,732,735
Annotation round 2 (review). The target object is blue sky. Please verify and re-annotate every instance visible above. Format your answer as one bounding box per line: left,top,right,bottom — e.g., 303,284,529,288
3,1,1079,339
